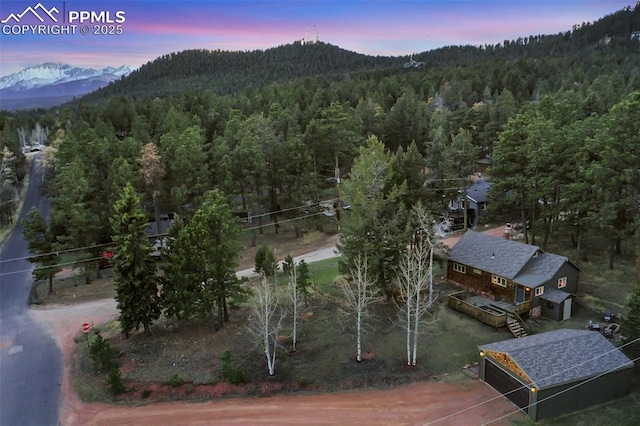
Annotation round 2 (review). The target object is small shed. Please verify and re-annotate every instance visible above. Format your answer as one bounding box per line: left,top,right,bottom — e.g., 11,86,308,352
465,178,491,227
476,156,493,174
478,329,634,421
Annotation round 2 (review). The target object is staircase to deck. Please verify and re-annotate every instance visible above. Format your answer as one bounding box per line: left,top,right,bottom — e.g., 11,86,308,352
488,302,529,338
506,315,528,338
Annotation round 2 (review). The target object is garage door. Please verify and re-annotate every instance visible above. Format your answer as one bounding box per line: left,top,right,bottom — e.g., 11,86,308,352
484,359,530,409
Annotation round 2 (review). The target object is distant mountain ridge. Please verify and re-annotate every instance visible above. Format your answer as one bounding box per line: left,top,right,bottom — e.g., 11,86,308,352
81,41,404,102
0,63,133,110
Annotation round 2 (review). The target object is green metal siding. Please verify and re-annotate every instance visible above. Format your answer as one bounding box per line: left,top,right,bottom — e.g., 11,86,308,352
533,369,632,421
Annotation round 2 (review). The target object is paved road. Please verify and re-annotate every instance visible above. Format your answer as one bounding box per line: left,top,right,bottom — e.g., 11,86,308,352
236,245,340,279
0,155,62,426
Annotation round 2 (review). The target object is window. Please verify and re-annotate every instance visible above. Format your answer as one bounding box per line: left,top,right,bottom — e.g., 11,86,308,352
480,202,487,211
558,277,567,288
535,286,545,296
453,263,466,274
473,268,482,275
491,275,507,287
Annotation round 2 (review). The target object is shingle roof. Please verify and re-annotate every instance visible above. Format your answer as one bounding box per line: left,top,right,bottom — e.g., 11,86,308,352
479,329,634,389
145,219,172,237
465,179,492,203
538,288,572,304
512,252,568,288
448,231,538,279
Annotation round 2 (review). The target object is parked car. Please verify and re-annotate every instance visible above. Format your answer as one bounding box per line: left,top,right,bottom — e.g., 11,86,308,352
442,217,465,232
150,238,167,258
99,251,114,269
339,200,351,210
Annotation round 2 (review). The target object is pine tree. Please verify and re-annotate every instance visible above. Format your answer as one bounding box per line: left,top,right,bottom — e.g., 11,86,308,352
162,189,246,329
338,135,409,300
254,244,278,278
110,183,161,336
22,207,62,295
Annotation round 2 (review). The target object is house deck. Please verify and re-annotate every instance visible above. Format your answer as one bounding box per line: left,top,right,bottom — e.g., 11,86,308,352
466,296,517,314
447,291,531,328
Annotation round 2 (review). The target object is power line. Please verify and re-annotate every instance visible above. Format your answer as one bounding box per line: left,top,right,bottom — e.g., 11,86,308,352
0,255,107,277
0,241,113,264
0,198,341,271
482,349,640,425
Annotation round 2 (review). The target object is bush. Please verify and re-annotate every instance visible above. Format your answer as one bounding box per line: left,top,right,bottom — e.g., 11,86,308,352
89,334,119,372
106,368,125,395
254,245,278,278
167,373,184,387
221,350,245,384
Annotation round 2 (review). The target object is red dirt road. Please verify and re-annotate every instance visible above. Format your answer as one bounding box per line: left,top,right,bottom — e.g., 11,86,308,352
31,226,524,426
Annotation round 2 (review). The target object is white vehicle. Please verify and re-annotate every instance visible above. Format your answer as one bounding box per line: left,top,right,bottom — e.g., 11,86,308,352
150,238,168,257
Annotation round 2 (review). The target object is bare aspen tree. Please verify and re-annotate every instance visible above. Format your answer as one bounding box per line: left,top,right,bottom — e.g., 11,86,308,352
397,204,438,366
248,276,286,375
285,260,305,352
339,254,381,362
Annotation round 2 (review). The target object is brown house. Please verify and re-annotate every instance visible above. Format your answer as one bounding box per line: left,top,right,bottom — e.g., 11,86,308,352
447,231,580,321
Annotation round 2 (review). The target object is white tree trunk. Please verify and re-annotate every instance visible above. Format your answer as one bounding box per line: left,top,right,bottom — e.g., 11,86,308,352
287,263,302,352
249,276,285,376
356,308,362,362
340,254,380,363
398,204,439,367
406,290,412,366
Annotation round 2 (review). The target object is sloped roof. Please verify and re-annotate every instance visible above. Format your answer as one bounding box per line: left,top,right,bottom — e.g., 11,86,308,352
512,252,569,288
145,219,172,237
449,231,539,279
539,288,572,304
479,329,634,389
465,178,492,203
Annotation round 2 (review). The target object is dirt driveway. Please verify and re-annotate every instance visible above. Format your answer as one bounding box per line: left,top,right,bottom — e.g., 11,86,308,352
31,226,524,425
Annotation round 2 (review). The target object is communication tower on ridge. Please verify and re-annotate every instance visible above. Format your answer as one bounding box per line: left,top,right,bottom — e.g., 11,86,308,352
301,24,319,45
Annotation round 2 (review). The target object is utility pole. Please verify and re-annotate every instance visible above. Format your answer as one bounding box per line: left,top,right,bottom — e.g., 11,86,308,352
334,152,341,230
463,190,468,231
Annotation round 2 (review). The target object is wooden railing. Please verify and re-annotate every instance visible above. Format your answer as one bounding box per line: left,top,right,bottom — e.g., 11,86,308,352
447,291,507,328
515,299,532,315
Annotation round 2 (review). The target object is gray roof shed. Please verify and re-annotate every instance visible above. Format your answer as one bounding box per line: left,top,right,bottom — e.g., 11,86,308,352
479,329,634,389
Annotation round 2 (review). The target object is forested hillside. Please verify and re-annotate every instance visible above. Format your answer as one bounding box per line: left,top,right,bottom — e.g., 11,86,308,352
79,5,640,101
83,42,400,101
1,5,639,280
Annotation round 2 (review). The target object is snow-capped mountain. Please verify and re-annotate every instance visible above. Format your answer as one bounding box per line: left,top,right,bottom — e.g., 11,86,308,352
0,63,133,110
0,63,132,90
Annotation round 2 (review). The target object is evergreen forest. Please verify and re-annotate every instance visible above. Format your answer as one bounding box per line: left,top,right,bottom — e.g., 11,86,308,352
2,4,640,288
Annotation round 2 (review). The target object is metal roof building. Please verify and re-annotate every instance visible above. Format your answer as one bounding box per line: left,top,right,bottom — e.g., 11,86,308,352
478,329,634,421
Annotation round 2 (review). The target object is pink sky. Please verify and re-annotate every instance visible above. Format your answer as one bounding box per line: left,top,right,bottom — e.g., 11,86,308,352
0,0,634,76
